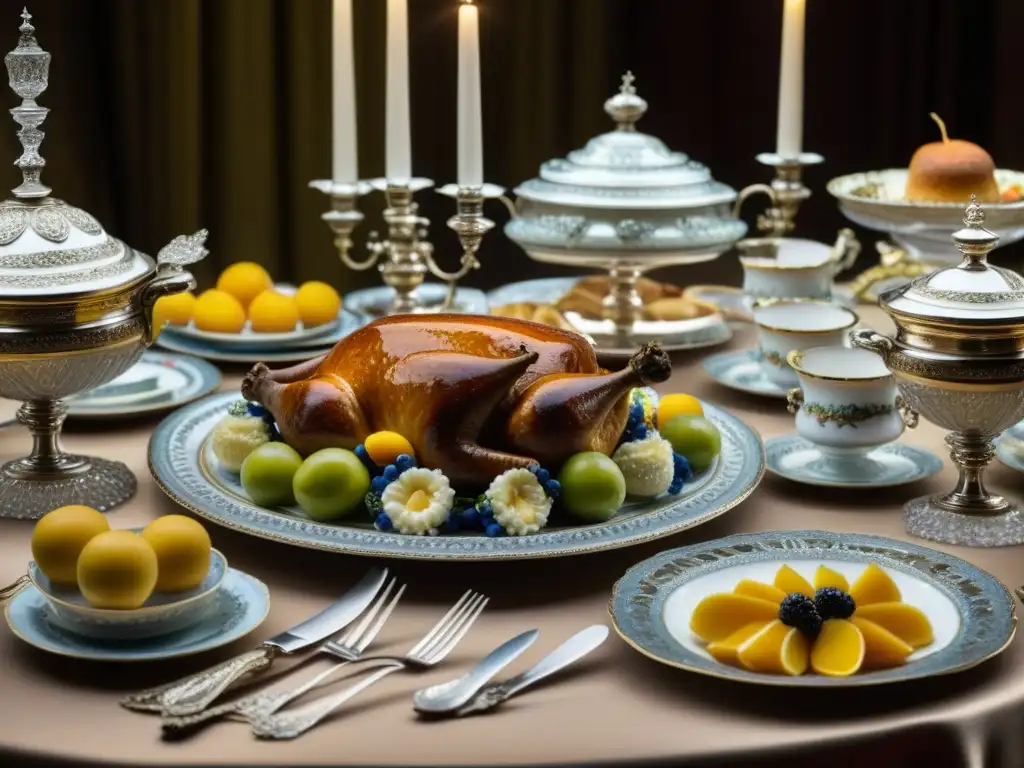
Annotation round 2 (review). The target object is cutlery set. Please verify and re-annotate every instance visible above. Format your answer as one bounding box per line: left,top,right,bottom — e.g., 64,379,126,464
121,567,606,740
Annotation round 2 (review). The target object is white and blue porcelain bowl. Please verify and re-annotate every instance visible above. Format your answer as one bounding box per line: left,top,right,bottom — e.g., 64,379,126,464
27,548,227,641
786,346,916,461
752,300,859,389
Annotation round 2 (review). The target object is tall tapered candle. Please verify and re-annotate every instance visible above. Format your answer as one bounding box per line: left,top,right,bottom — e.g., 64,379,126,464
386,0,412,181
457,0,483,187
332,0,358,182
775,0,806,158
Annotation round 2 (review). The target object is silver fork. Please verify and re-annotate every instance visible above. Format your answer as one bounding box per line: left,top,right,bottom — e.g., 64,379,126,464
161,578,406,736
250,589,488,740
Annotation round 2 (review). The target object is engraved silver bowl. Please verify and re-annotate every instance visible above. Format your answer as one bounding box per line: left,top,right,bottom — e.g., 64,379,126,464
0,13,208,519
852,198,1024,547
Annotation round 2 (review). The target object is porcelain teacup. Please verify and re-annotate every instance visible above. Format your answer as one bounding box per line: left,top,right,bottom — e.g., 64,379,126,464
738,229,860,303
786,345,918,478
752,300,859,388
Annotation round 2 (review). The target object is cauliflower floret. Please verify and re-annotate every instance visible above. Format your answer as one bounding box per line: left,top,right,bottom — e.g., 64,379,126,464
486,468,552,536
210,407,272,472
381,467,455,535
612,432,674,497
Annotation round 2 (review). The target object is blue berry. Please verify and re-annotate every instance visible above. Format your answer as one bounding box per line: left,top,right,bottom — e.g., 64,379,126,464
484,522,503,537
673,453,694,484
778,593,822,639
370,475,388,495
534,467,550,485
527,463,541,474
382,464,399,483
460,507,481,529
374,512,393,531
246,402,267,418
441,515,461,534
395,454,415,472
354,444,378,473
478,500,493,516
814,587,856,620
545,479,561,500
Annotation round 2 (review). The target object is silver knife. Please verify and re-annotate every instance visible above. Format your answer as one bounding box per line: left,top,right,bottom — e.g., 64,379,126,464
120,566,388,716
412,629,539,714
452,625,608,717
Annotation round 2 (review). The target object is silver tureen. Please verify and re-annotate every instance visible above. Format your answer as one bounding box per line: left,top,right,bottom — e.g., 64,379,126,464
505,72,763,353
853,198,1024,547
0,11,207,519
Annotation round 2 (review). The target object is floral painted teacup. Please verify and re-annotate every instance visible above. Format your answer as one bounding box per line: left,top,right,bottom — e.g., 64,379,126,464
786,346,918,475
752,300,859,389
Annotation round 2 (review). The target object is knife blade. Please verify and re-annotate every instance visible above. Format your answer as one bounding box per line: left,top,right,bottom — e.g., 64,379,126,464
412,628,540,714
120,566,389,716
455,624,609,717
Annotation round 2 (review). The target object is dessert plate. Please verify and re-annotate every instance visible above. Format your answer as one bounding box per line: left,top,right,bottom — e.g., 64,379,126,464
4,566,268,662
161,317,340,349
345,284,490,321
765,436,943,489
65,351,221,420
148,392,764,561
609,530,1016,687
701,349,788,399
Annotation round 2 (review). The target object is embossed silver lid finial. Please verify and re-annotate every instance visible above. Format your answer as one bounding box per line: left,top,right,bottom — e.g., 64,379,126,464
5,7,51,199
603,71,647,131
952,194,999,266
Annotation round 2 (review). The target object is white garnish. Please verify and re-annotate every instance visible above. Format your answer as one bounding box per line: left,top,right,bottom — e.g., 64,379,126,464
210,413,272,472
486,468,552,536
382,468,455,536
612,432,674,497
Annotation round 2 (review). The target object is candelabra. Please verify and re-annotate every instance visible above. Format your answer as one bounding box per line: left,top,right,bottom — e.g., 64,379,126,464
733,152,823,236
311,178,502,316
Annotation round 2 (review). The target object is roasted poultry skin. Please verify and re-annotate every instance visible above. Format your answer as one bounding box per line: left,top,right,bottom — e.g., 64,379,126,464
242,314,671,488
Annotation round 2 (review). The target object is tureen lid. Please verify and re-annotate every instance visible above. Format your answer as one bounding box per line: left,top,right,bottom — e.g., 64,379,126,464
0,10,151,297
881,197,1024,324
512,72,738,210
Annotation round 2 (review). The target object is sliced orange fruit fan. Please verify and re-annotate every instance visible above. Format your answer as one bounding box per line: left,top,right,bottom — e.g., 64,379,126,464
690,562,934,677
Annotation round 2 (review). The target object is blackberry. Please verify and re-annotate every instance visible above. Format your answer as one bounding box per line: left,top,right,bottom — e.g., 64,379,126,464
778,593,822,639
814,587,856,620
364,492,383,517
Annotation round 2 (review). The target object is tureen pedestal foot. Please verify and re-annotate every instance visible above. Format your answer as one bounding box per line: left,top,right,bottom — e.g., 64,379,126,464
903,432,1024,547
0,399,136,520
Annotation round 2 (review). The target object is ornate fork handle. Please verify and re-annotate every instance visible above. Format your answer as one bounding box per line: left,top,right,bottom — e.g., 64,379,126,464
122,646,279,715
251,662,405,740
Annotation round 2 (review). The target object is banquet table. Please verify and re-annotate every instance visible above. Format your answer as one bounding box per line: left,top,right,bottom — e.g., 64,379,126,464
1,306,1023,768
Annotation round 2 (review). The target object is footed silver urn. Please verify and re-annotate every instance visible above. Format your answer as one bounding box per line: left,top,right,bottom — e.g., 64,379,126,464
0,11,208,519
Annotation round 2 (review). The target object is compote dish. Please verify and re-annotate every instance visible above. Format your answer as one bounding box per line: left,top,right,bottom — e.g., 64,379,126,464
0,12,207,519
853,199,1024,546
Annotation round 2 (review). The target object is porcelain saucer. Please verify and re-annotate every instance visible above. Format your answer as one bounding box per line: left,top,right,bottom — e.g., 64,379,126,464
345,283,489,321
5,567,268,662
702,349,788,399
765,435,942,488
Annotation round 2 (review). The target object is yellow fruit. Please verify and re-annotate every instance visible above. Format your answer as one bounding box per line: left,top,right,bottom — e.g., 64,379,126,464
657,393,703,424
810,619,865,677
733,579,787,603
363,431,416,466
152,291,196,334
689,593,780,642
31,505,110,586
76,531,158,610
141,515,212,592
248,290,300,333
193,289,246,333
295,281,342,327
773,564,814,597
850,617,913,669
854,602,934,648
216,262,273,310
814,564,850,592
706,622,769,665
849,563,901,606
736,619,809,675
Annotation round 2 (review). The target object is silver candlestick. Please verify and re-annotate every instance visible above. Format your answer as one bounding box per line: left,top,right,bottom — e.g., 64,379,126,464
734,152,823,236
5,8,49,198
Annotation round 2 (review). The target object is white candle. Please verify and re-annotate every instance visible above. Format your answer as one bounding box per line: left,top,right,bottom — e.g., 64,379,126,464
457,0,483,188
775,0,806,158
331,0,358,182
386,0,412,182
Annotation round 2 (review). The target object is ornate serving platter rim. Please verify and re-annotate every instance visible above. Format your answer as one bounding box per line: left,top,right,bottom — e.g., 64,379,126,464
609,530,1017,687
148,392,765,561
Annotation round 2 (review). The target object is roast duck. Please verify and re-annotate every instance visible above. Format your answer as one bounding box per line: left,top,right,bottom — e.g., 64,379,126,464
242,314,671,488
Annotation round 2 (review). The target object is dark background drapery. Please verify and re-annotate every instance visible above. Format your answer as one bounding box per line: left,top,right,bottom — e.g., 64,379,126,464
0,0,1020,292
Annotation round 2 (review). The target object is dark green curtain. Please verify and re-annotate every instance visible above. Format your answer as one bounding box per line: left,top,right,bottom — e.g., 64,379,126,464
0,0,1020,294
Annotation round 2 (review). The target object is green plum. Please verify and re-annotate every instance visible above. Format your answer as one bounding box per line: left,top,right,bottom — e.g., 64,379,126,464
661,414,721,473
558,452,627,522
292,448,370,521
240,442,303,507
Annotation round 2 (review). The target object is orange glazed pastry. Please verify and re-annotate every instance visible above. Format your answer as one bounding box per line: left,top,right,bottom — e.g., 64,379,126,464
242,314,671,488
905,113,1000,203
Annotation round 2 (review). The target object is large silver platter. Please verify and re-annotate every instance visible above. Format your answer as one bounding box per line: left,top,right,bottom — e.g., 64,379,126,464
149,392,764,561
